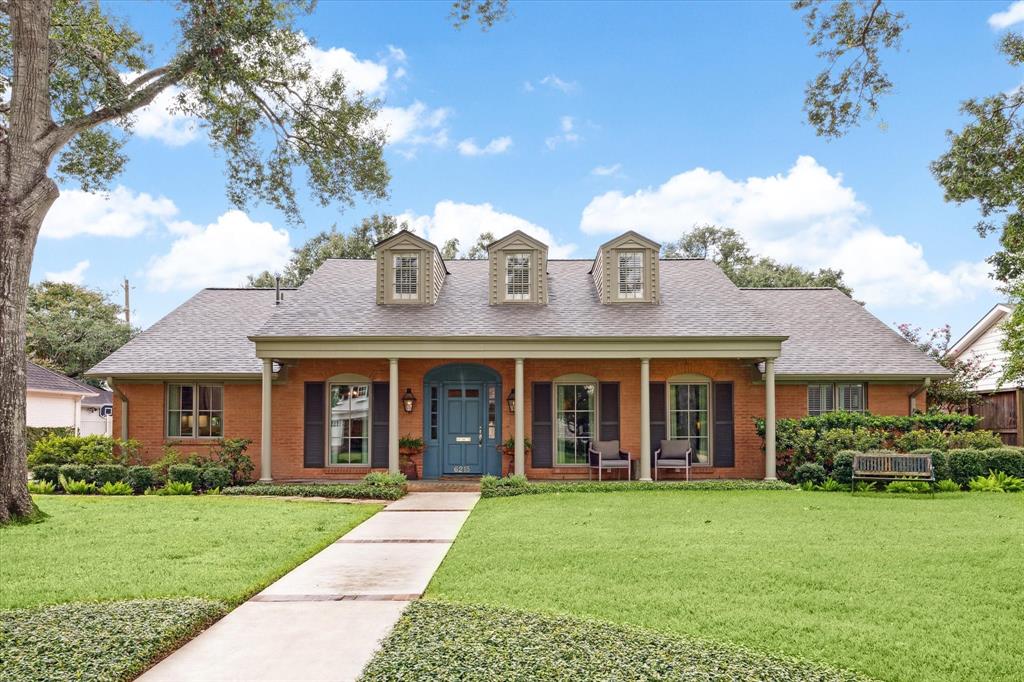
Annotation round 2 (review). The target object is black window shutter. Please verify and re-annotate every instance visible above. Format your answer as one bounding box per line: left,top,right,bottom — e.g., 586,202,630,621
599,382,620,441
531,382,553,468
649,382,666,464
371,382,389,468
713,382,735,467
303,382,325,468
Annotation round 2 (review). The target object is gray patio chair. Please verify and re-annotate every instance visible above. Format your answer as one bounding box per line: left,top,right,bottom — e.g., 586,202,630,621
588,439,632,481
653,439,692,481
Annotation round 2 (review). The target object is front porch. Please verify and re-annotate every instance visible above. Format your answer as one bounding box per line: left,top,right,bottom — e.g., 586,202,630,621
255,349,781,483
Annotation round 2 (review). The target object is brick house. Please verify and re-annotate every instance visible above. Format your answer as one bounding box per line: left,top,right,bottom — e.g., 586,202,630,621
88,229,947,482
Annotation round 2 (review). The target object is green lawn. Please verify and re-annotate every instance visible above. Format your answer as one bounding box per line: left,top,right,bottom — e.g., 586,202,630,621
0,495,379,609
427,491,1024,682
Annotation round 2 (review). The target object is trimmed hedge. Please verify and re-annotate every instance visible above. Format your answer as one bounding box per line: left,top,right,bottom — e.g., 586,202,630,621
200,466,232,491
28,434,139,466
92,464,128,486
755,411,980,437
29,463,59,486
223,481,406,501
0,598,226,682
479,476,795,498
126,465,155,494
361,600,871,681
168,464,201,488
58,463,93,484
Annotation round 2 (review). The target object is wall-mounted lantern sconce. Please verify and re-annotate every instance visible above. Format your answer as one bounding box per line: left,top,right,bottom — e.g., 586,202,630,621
506,388,516,414
402,388,417,413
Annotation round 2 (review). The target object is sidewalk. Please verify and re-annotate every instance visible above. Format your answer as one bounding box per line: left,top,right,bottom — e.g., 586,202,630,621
139,492,479,682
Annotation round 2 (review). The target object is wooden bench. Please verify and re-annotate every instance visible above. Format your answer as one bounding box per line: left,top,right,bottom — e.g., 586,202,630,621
852,453,934,492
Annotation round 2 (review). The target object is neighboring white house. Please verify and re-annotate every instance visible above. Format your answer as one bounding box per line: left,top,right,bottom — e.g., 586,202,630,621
26,360,112,436
947,304,1022,444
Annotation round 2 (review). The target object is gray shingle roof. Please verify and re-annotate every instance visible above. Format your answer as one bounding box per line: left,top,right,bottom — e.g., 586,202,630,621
27,361,98,395
82,388,112,407
742,288,949,377
253,259,786,338
88,289,287,377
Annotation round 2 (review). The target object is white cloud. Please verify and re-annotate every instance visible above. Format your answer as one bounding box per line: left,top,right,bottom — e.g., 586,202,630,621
545,115,581,150
398,200,576,258
42,185,179,239
579,156,996,309
119,72,199,146
306,42,389,96
457,136,513,156
44,260,90,285
591,163,622,177
526,74,579,94
146,210,291,292
377,101,451,152
522,81,535,93
989,1,1024,29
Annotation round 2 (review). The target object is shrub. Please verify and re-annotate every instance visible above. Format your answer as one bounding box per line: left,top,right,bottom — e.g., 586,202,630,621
815,477,845,492
167,464,201,488
25,425,74,453
885,480,931,494
27,480,56,494
98,481,134,496
222,482,406,501
793,462,827,486
28,434,136,467
969,470,1024,493
149,447,185,485
814,429,855,463
200,466,232,491
947,449,985,487
211,438,255,484
30,464,59,486
831,450,857,484
853,481,876,493
58,474,96,495
92,464,128,486
126,466,155,494
156,481,194,496
852,428,885,452
981,448,1024,479
58,463,93,484
936,479,961,493
363,471,408,487
478,477,795,498
946,430,1004,450
893,429,947,453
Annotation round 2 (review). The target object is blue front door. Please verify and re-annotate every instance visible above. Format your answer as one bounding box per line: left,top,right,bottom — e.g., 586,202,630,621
442,383,485,475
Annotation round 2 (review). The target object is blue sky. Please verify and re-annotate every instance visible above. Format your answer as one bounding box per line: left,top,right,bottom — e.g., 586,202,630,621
32,0,1024,341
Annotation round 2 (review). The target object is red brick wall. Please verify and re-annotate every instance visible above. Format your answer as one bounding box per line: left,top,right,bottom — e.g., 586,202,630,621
113,365,925,482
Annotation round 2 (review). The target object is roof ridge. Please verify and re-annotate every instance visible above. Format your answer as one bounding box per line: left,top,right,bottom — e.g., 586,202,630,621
28,360,98,394
740,287,838,291
204,287,300,291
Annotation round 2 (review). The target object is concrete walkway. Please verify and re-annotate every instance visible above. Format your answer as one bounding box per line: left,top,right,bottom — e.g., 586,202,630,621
140,492,479,682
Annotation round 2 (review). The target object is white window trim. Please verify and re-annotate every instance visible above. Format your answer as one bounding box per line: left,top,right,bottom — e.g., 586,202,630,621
393,253,420,300
617,250,645,300
326,382,372,467
165,383,224,440
552,380,599,467
504,253,532,301
807,383,866,416
666,380,713,467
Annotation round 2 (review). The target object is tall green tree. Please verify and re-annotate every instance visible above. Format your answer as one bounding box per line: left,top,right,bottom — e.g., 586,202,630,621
248,214,404,287
896,323,993,412
663,225,853,295
0,0,508,522
27,282,135,383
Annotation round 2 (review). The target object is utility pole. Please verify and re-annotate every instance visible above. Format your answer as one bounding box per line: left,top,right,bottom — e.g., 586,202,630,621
122,278,131,328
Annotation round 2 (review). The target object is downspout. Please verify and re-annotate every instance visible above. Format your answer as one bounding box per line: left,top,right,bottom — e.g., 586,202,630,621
909,377,931,414
107,377,129,441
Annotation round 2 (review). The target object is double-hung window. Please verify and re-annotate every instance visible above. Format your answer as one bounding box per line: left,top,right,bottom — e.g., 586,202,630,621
329,384,369,465
555,383,595,465
618,251,644,299
505,254,531,301
668,383,710,464
167,384,223,438
393,254,419,300
808,383,865,416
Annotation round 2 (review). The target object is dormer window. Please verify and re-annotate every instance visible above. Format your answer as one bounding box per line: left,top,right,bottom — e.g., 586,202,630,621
618,251,644,299
393,254,419,300
506,254,531,301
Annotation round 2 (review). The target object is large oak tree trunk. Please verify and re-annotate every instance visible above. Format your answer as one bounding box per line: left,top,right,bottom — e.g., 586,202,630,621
0,0,57,523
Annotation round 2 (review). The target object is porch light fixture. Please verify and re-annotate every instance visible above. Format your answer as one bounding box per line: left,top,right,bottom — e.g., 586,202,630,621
402,388,417,413
506,388,516,414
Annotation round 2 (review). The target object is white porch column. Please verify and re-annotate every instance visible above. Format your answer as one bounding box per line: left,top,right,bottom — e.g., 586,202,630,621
260,358,273,482
514,358,525,477
764,358,777,480
389,358,400,474
639,358,652,481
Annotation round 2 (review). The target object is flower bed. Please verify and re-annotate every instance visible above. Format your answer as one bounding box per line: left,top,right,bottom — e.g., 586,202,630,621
480,475,794,498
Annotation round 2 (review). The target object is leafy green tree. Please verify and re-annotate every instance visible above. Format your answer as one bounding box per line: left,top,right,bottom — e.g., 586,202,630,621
441,238,460,260
465,231,495,260
897,323,993,411
249,214,404,287
27,282,135,383
663,225,853,296
0,0,507,522
793,0,909,138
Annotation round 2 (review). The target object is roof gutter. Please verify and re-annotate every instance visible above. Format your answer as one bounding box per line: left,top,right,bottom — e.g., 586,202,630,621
909,377,931,414
107,377,129,441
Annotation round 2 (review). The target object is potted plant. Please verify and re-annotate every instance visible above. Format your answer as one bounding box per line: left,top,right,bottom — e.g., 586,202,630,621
501,437,532,476
398,436,424,480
